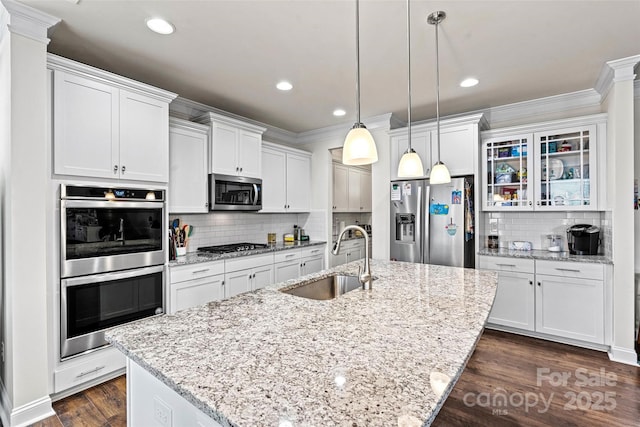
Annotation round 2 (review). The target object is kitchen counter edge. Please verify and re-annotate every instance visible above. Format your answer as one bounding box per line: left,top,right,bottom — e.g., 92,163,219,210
478,248,612,264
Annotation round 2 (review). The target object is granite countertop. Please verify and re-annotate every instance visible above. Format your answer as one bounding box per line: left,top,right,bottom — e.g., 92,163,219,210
106,260,497,426
170,240,327,267
478,247,612,264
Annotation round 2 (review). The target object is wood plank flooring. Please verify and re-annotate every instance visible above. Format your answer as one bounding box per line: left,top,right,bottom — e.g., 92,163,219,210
30,330,639,426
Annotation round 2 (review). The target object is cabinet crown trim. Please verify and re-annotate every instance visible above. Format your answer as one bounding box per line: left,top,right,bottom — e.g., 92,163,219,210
195,112,267,134
481,113,607,139
47,54,178,103
388,113,487,137
169,116,210,133
262,141,311,156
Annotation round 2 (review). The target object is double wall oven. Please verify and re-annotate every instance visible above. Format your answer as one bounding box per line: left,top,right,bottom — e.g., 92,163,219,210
60,185,166,359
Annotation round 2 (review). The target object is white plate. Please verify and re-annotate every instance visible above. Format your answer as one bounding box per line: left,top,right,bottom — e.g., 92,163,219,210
542,158,564,180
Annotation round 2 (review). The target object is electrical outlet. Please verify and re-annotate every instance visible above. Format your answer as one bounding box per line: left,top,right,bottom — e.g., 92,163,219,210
489,218,499,233
153,397,172,427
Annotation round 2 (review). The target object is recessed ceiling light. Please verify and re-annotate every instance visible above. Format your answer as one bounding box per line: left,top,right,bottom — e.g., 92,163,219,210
460,78,479,88
333,109,346,117
276,81,293,91
146,18,175,35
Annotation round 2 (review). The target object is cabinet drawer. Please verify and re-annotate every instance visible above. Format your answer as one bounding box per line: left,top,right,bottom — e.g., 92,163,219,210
300,245,325,259
54,346,125,393
225,253,274,273
478,256,534,273
170,261,224,284
274,249,301,264
535,260,604,280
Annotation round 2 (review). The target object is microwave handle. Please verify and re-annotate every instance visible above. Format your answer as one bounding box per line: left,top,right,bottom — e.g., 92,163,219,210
252,184,259,206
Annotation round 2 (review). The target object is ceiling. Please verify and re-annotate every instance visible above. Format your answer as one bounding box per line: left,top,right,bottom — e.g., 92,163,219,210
18,0,640,134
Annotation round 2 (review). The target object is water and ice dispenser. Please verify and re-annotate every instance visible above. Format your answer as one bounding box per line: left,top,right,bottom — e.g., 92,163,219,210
395,213,415,242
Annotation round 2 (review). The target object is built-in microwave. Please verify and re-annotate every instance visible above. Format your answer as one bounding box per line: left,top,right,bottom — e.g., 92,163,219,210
209,173,262,211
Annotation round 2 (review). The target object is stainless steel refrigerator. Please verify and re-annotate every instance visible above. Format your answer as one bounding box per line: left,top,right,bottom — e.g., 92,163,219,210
390,176,474,268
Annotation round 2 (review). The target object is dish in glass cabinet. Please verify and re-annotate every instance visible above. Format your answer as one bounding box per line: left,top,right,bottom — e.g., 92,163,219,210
541,159,564,180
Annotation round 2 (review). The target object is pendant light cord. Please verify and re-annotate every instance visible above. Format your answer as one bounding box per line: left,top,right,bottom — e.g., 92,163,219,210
406,0,412,151
434,14,441,162
355,0,361,125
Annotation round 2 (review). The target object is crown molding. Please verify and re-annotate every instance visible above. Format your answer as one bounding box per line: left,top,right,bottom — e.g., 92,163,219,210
480,113,608,139
595,54,640,99
295,113,397,146
0,0,59,45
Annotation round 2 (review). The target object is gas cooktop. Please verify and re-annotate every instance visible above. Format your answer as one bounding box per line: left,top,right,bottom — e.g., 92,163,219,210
198,243,269,254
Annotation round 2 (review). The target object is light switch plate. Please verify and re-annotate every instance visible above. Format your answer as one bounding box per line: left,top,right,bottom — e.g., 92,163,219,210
489,218,498,233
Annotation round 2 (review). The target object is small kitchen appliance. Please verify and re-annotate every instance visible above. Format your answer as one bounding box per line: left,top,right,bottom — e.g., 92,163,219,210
198,243,269,254
566,224,600,255
545,234,563,252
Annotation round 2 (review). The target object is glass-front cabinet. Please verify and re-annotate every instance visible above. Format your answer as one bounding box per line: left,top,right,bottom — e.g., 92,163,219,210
535,126,594,209
481,115,605,212
483,133,532,210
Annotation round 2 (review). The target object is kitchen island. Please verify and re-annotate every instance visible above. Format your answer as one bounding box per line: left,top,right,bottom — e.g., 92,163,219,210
106,260,497,426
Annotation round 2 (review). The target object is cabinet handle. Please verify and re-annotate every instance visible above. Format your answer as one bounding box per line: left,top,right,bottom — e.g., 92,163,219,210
310,250,319,254
76,365,105,378
285,254,296,258
529,280,533,285
248,274,252,279
536,201,540,206
192,269,210,274
240,167,243,172
496,263,516,267
235,167,239,172
529,201,532,206
113,165,118,173
555,268,581,273
303,262,306,266
222,281,225,286
121,165,126,174
537,282,541,287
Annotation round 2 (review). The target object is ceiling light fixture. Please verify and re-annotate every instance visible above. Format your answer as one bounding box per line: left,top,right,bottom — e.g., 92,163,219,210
397,0,424,178
333,109,346,117
460,77,479,88
342,0,378,166
146,18,174,35
427,11,451,185
276,81,293,91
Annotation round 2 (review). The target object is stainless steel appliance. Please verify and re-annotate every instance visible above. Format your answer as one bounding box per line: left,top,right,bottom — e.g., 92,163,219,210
566,224,600,255
390,176,474,268
60,185,166,359
61,185,166,278
198,242,268,254
209,174,262,211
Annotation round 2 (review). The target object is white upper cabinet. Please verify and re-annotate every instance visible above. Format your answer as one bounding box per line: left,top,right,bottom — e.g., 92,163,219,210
49,55,176,182
333,163,371,212
196,112,266,179
332,164,349,211
389,113,485,181
168,118,209,213
481,114,606,211
261,142,311,212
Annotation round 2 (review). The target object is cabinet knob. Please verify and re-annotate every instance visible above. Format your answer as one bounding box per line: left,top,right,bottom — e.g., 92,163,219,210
529,201,533,206
537,282,541,287
113,165,118,173
222,281,225,285
529,280,533,285
236,167,239,172
240,167,243,172
121,165,126,174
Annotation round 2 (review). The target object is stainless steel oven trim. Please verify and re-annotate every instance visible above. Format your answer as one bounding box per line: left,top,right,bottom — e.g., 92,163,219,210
60,199,167,278
60,264,165,360
209,173,263,211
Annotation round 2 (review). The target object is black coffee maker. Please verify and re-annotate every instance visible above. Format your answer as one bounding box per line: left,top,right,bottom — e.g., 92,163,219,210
566,224,600,255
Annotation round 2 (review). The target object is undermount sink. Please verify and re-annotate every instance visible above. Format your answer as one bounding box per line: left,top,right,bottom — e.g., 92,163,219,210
281,274,365,300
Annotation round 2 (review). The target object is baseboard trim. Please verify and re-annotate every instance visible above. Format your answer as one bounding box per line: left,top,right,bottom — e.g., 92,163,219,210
10,395,55,427
0,378,11,427
608,346,639,366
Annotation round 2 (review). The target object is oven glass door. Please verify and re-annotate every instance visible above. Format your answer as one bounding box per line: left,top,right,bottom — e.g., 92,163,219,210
61,265,164,359
61,200,165,277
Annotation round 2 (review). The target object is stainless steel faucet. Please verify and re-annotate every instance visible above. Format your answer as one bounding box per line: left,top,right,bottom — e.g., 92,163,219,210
332,225,372,290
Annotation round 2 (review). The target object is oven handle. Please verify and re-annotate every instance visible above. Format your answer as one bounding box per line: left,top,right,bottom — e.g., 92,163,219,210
61,264,165,288
61,199,164,209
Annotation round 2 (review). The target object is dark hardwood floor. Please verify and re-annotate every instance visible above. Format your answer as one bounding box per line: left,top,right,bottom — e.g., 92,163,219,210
30,329,639,426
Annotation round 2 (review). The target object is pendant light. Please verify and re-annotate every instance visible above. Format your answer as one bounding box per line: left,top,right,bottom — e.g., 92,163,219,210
342,0,378,166
397,0,424,178
427,11,451,184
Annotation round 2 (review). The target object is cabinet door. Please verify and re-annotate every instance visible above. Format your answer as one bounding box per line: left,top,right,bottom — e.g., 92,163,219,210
119,90,169,182
302,255,324,275
330,252,348,268
53,71,119,179
274,260,300,283
211,122,238,175
169,124,208,213
170,275,224,314
436,125,474,176
238,130,261,178
252,264,274,291
286,152,311,212
348,168,361,212
333,164,349,211
224,269,253,299
390,132,431,180
359,170,372,212
261,147,287,212
487,271,535,331
535,275,604,344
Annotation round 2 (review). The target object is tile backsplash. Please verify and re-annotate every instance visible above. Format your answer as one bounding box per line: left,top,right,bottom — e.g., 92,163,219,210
171,211,326,252
482,211,610,256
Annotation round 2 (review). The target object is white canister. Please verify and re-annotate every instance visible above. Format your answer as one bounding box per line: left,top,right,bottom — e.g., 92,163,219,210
339,221,346,236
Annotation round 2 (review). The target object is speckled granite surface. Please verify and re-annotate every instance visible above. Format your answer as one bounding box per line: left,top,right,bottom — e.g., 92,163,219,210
478,248,612,264
106,260,497,427
170,240,327,267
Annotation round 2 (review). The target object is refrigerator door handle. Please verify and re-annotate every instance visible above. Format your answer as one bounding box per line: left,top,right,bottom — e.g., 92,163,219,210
424,184,430,264
417,185,422,264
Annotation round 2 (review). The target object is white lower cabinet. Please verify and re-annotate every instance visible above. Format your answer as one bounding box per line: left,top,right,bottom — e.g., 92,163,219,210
330,239,364,267
300,246,325,275
224,253,274,297
54,346,125,394
169,261,225,314
128,358,222,427
274,250,301,282
480,256,606,346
